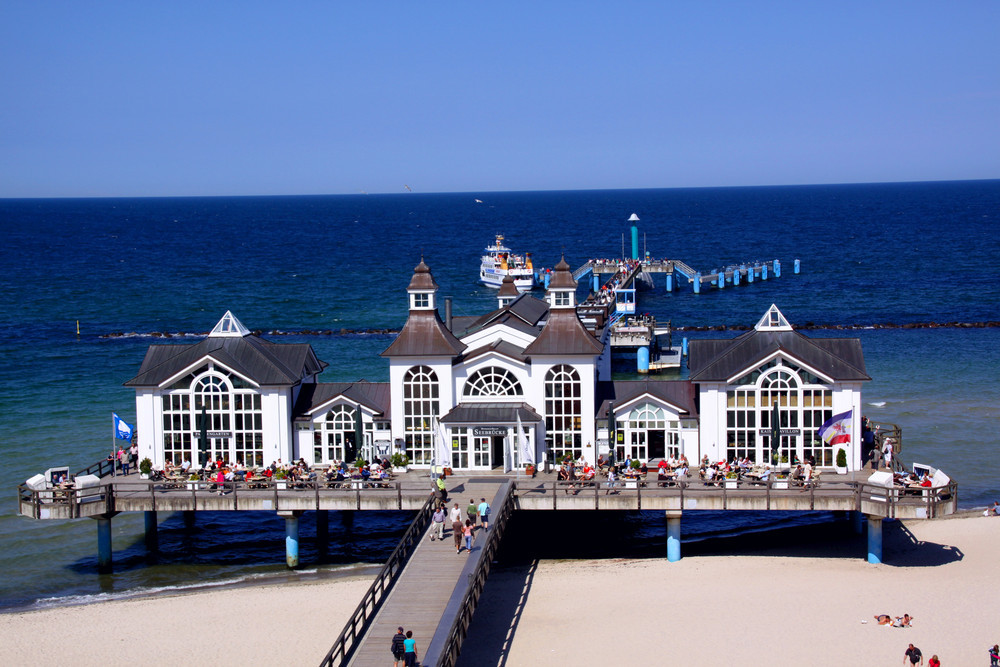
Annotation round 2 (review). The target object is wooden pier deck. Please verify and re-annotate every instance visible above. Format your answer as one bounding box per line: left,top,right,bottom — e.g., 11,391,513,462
344,480,509,666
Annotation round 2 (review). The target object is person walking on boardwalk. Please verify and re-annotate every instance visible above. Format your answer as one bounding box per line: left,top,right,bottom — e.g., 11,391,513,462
449,502,462,524
435,475,448,502
431,504,445,541
402,630,418,667
477,497,490,531
467,499,478,526
391,626,406,667
453,517,464,553
463,519,474,553
990,644,1000,667
904,643,923,666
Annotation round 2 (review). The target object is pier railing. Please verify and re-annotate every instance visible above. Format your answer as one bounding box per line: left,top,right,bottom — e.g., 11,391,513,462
428,481,517,667
319,494,435,667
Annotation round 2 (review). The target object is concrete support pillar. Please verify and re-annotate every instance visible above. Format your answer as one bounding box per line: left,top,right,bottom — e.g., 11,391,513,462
666,511,682,562
665,274,673,292
144,510,158,551
681,337,688,357
734,269,740,286
96,515,113,574
748,267,754,283
281,511,304,568
773,259,781,277
637,346,650,374
762,264,769,280
866,515,883,564
693,274,701,294
717,273,725,288
183,510,195,529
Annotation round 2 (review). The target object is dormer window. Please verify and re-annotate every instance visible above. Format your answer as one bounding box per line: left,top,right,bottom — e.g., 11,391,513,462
553,292,572,307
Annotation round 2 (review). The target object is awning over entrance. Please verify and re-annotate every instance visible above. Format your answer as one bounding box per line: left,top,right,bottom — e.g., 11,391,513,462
440,402,542,425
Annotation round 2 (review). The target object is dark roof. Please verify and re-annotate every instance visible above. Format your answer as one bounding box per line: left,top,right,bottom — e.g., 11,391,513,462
498,274,519,298
523,309,604,356
407,258,438,291
292,381,390,421
440,402,542,424
459,294,548,337
688,329,869,382
381,310,466,357
595,380,698,419
458,339,529,365
547,256,577,290
125,335,325,388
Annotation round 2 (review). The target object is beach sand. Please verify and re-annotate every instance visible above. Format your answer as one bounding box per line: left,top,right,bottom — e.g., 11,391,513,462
1,514,996,666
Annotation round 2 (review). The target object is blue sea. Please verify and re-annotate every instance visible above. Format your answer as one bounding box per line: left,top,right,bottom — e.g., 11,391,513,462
0,180,998,612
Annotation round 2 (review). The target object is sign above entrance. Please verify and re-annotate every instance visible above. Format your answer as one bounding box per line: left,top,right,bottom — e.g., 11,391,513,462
757,428,801,436
473,426,508,437
206,431,232,439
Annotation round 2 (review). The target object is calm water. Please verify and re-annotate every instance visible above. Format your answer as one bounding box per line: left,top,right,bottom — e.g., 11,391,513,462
0,180,997,611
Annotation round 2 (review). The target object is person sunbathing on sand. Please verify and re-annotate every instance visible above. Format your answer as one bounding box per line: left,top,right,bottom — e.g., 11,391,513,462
875,614,893,625
894,613,913,627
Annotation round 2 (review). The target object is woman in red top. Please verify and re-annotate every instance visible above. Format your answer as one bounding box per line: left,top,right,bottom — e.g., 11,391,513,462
927,654,940,667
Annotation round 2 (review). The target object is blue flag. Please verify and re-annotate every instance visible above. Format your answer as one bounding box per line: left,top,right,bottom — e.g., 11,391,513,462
113,413,134,441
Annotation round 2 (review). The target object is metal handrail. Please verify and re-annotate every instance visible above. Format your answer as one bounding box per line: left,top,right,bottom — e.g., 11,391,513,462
318,494,436,667
433,482,517,667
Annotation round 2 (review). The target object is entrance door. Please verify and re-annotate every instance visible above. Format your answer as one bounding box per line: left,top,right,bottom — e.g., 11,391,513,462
648,431,666,460
629,431,648,461
472,436,492,469
490,435,505,470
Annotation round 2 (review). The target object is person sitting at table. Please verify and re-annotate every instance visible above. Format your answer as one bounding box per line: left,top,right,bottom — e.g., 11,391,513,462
262,467,273,479
791,464,804,484
919,474,933,488
639,461,648,478
680,454,690,468
180,459,192,474
581,463,595,480
657,466,674,487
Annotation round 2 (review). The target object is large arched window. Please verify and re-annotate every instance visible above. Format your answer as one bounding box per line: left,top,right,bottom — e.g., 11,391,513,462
161,368,263,467
463,367,522,398
403,366,439,465
544,365,581,461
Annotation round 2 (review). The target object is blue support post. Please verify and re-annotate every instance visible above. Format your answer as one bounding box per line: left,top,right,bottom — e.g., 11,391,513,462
747,267,754,283
97,515,113,573
734,269,740,286
544,273,550,289
144,510,158,552
637,346,650,374
631,225,639,260
762,263,768,280
593,275,600,293
794,258,801,274
666,512,682,562
773,259,781,277
282,512,302,568
867,515,883,564
717,272,725,289
681,337,688,357
665,274,673,292
693,273,701,294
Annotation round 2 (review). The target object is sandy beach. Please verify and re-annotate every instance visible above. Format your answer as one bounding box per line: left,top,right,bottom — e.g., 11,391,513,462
1,513,996,666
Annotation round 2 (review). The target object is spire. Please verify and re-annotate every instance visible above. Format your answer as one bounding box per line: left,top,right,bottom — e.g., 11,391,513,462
209,311,250,337
546,254,577,309
407,256,438,311
498,274,518,308
754,304,793,332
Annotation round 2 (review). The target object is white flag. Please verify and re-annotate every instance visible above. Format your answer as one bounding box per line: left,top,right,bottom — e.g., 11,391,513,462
436,418,451,468
517,413,533,465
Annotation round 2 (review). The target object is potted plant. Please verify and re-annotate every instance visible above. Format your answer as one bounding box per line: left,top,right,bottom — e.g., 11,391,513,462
354,457,368,470
630,460,641,470
835,448,848,475
525,462,535,477
390,452,409,473
773,473,789,490
139,457,152,479
725,471,739,489
274,468,288,490
186,473,201,490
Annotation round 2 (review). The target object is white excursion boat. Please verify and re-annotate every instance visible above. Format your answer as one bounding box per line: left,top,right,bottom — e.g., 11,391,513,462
479,234,535,291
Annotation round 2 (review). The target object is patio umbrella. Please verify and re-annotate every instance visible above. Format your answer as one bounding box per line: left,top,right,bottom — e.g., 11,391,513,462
198,406,208,468
770,400,780,465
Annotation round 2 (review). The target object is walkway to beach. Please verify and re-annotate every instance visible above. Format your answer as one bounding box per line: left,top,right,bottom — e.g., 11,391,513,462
346,479,509,666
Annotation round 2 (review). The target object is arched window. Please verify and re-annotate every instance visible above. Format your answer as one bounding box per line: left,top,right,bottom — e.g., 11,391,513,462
403,366,439,465
544,365,581,462
463,367,523,398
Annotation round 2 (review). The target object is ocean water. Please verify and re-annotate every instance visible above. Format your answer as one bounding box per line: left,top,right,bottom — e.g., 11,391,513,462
0,180,997,611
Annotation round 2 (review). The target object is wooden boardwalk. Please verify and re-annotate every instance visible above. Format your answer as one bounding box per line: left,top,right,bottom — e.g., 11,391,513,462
345,479,508,667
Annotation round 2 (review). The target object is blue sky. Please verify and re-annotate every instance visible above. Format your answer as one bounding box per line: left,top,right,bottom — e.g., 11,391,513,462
1,2,998,197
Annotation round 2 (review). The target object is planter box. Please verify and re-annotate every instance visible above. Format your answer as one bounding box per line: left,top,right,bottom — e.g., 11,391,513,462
186,481,202,491
835,466,848,475
773,480,788,489
725,478,739,489
139,473,149,480
275,481,287,490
